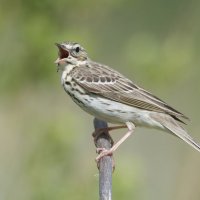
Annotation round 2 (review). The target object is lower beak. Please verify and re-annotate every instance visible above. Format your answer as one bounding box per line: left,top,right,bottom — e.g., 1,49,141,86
55,58,60,72
54,58,60,64
55,58,67,65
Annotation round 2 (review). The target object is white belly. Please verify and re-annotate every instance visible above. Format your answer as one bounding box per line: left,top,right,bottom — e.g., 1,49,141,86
81,94,163,128
63,89,163,130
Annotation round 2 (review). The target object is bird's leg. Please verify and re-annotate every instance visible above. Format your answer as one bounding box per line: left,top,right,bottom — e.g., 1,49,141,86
92,125,127,146
95,122,135,162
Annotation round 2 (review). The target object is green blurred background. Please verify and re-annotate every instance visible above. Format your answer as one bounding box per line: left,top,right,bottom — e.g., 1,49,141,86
1,0,200,199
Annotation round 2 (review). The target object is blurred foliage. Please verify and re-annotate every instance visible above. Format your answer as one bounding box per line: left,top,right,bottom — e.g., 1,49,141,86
0,0,200,200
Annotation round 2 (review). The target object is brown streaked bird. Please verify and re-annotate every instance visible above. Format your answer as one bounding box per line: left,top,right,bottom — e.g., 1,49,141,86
55,41,200,161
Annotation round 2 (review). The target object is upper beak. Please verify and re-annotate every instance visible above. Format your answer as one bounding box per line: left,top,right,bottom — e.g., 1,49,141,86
55,43,62,49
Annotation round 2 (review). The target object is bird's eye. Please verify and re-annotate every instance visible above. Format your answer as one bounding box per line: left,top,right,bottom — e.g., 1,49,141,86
75,46,80,53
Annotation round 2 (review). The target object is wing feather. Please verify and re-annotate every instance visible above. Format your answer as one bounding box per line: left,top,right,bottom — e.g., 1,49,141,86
70,61,188,121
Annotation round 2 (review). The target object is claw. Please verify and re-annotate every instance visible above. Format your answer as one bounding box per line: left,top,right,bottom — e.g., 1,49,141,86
96,147,106,154
95,149,113,163
92,128,114,147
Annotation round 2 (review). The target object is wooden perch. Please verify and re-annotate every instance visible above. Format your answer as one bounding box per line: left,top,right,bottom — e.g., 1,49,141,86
93,118,113,200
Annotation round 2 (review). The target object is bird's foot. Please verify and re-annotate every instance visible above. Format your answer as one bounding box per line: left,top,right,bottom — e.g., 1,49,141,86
92,128,114,146
95,148,115,171
95,148,113,163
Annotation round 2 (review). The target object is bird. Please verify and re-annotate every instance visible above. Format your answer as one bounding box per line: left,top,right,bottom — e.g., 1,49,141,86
54,41,200,161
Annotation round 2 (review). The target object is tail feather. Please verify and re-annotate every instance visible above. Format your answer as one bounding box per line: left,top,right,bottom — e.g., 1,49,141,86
151,114,200,152
164,122,200,152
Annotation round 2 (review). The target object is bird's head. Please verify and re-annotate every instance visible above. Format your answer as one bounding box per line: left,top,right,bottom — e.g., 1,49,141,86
55,42,88,71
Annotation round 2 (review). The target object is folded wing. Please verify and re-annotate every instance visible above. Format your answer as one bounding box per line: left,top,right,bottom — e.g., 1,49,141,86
71,61,188,123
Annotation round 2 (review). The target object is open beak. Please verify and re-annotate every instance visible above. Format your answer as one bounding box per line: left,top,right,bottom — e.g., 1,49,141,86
55,43,69,59
54,43,70,69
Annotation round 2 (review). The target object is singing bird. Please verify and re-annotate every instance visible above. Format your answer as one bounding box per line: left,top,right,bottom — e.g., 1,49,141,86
55,42,200,161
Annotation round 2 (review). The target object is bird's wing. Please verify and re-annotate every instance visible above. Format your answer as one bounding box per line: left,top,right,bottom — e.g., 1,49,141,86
71,61,188,121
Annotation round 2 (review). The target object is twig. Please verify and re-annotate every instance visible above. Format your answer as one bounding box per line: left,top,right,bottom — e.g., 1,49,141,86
93,118,113,200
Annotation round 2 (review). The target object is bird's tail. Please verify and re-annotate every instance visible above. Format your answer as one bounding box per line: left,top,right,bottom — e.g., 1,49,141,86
151,114,200,152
